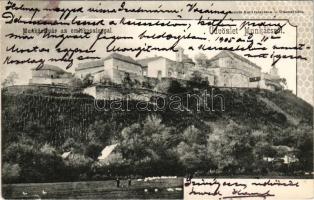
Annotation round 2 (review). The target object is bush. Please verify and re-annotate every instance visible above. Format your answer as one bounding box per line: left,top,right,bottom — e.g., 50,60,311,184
84,143,103,160
2,163,21,183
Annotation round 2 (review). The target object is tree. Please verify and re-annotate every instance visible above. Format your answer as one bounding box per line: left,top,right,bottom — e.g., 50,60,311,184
69,76,83,89
293,125,313,172
122,72,133,88
194,53,207,67
251,130,277,160
190,71,203,83
64,153,93,180
40,143,57,155
167,79,186,94
3,142,65,183
2,163,21,183
119,115,177,175
176,126,208,174
142,115,172,149
84,142,103,160
120,123,145,161
82,73,93,88
121,115,172,160
86,120,115,145
62,138,84,154
2,72,18,87
183,125,205,144
279,78,287,89
207,120,254,174
187,71,208,89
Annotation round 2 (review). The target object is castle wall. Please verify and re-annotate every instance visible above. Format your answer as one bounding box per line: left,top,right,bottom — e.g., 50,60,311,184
93,71,106,83
187,67,216,85
218,57,261,77
32,69,59,78
29,77,71,85
165,59,177,78
4,85,72,95
29,77,53,85
204,73,216,85
209,56,263,88
83,85,165,101
147,58,167,78
106,58,143,84
75,66,104,79
112,59,142,75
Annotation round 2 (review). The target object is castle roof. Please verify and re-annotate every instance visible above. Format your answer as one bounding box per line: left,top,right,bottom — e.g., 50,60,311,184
137,56,179,67
32,64,69,73
76,53,142,71
208,51,261,69
137,56,164,67
107,53,142,67
76,59,105,71
182,57,195,64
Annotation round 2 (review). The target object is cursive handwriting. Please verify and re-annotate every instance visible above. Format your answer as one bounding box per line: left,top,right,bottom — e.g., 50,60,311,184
5,0,40,20
251,179,299,187
1,0,310,71
239,21,287,34
224,189,275,199
184,178,306,200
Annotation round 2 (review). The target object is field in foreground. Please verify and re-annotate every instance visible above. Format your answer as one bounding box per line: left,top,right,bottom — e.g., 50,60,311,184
2,178,183,199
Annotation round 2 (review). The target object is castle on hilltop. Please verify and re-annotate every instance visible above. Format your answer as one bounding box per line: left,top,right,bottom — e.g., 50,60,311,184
29,49,283,98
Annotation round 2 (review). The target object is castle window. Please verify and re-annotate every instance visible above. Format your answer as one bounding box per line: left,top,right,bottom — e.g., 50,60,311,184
157,70,162,79
224,75,227,86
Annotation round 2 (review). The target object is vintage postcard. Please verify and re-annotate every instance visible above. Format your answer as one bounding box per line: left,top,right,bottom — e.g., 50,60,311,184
0,0,313,199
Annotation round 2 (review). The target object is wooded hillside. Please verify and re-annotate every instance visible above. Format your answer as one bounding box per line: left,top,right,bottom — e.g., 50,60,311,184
2,83,313,183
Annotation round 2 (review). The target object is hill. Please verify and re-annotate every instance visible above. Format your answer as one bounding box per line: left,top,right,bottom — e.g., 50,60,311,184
1,83,313,183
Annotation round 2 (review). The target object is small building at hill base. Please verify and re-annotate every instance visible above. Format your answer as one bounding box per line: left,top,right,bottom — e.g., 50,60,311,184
29,64,72,85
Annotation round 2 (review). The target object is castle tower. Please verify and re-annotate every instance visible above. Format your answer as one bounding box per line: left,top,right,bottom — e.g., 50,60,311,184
270,57,279,78
270,65,279,78
175,47,184,62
